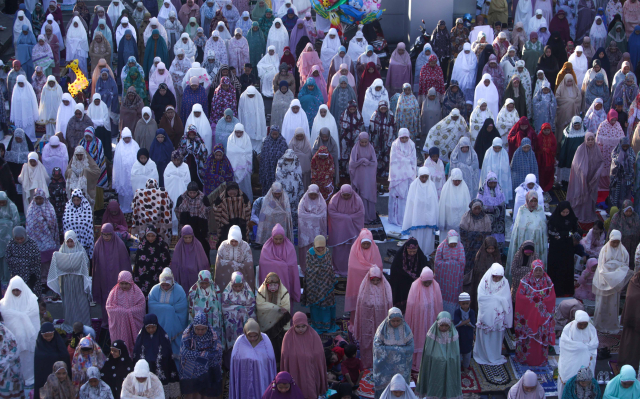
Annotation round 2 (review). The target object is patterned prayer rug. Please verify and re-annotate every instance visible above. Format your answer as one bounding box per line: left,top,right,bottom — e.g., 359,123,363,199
461,366,481,393
597,331,621,354
334,277,347,295
471,358,517,393
509,354,558,396
356,369,375,398
504,329,517,351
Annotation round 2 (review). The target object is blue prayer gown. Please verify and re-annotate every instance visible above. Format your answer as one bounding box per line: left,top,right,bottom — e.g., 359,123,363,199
148,282,189,359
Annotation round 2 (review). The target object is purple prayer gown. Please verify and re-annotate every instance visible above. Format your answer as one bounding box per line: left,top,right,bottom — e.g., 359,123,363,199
92,223,133,327
229,333,277,399
327,185,365,276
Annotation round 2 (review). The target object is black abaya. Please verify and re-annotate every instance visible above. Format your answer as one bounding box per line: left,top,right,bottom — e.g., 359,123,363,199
547,201,580,297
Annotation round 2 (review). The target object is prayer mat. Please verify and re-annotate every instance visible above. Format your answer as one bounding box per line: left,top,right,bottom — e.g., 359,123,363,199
509,354,558,396
356,369,375,398
334,277,347,295
597,190,609,204
504,329,517,351
610,360,620,376
365,213,387,242
471,358,517,393
551,188,566,203
597,331,621,354
461,366,481,394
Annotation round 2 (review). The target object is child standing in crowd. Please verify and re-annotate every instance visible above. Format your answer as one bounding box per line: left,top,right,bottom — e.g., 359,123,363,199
453,292,476,370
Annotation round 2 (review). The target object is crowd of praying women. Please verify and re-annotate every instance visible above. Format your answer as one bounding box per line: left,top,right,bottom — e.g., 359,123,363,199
4,0,640,397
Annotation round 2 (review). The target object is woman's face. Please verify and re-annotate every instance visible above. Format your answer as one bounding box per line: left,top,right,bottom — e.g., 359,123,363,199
232,282,244,292
492,275,503,282
528,196,538,209
389,317,402,328
194,325,208,336
625,208,634,217
146,232,157,243
276,383,290,393
370,277,381,285
361,241,371,250
561,208,570,217
595,102,603,110
273,234,284,245
42,332,55,342
486,246,495,253
294,323,308,334
110,347,121,358
56,369,67,382
533,267,544,279
183,235,194,243
422,279,433,287
145,324,157,335
545,48,551,56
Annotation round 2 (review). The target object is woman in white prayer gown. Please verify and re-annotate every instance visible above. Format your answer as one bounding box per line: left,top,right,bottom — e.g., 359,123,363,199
38,76,63,138
18,152,50,213
181,62,212,92
13,11,33,48
149,62,175,98
496,99,520,145
514,0,533,27
347,31,368,67
449,137,480,198
257,46,280,97
107,0,125,28
361,78,389,129
281,99,310,143
174,32,197,63
506,191,548,278
388,128,416,226
512,173,543,223
474,74,500,121
215,21,232,40
592,229,631,334
266,18,289,57
468,99,494,145
184,104,213,154
121,360,164,399
158,0,177,25
41,15,64,51
56,93,76,139
437,168,471,233
451,43,477,101
42,136,69,175
527,10,547,36
557,310,598,399
238,86,267,153
479,137,512,201
473,263,512,365
589,16,607,50
11,75,40,142
402,166,439,255
320,28,341,81
113,128,140,213
115,17,137,46
130,150,159,194
144,18,169,44
66,17,90,76
275,1,297,17
227,123,253,201
310,104,339,144
87,93,111,133
164,151,191,235
568,46,589,89
0,276,39,386
205,31,229,66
